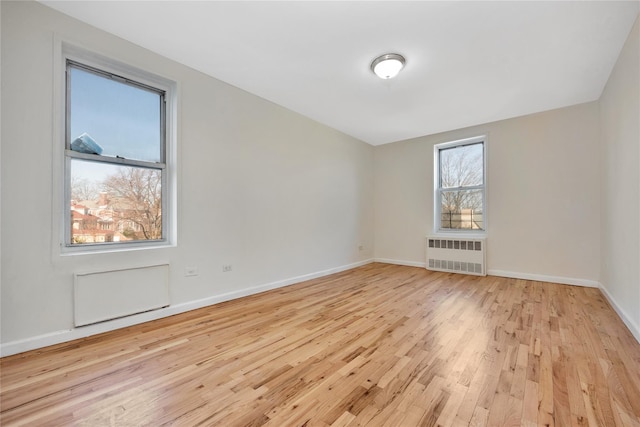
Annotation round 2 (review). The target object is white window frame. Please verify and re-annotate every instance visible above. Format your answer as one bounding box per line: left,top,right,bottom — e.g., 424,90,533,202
59,43,177,254
433,135,487,235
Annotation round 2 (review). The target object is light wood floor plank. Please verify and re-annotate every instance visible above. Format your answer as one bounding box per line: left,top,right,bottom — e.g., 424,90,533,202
2,263,640,426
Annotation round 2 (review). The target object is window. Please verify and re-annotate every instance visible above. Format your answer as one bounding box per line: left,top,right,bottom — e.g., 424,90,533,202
434,136,486,232
65,59,170,248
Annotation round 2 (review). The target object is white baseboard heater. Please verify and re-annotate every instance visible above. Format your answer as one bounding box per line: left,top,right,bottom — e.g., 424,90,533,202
74,264,170,327
426,236,487,276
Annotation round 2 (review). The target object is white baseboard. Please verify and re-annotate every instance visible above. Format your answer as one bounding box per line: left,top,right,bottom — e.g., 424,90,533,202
598,284,640,344
379,260,638,344
6,259,636,356
376,260,600,288
487,269,600,288
0,259,374,357
373,258,426,268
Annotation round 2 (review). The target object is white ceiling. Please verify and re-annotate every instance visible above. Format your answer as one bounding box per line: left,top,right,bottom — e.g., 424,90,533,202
40,1,639,146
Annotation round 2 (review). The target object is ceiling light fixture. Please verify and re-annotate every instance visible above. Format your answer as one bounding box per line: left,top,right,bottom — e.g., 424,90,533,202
370,53,405,79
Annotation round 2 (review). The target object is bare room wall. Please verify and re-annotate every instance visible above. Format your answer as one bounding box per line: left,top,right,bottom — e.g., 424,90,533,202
0,1,374,354
599,15,640,341
373,102,601,286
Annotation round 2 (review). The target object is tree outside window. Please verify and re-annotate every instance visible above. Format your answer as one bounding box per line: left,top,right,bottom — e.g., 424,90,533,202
65,59,168,247
435,139,485,231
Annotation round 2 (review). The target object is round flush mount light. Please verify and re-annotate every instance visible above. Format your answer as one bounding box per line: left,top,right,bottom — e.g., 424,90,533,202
370,53,406,79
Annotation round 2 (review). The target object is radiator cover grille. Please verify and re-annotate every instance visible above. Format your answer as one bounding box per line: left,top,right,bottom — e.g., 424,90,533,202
426,236,487,276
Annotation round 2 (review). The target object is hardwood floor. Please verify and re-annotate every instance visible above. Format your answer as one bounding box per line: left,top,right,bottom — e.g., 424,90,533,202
1,263,639,426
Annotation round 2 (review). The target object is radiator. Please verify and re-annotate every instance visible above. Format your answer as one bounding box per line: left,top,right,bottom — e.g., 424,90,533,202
74,264,170,327
426,236,487,276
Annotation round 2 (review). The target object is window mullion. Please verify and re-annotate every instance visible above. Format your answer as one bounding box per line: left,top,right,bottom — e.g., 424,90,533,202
440,184,484,192
65,150,165,170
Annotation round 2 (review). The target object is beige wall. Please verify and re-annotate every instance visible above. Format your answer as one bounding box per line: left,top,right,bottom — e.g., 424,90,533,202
0,1,374,353
1,1,638,354
599,15,640,340
374,102,601,286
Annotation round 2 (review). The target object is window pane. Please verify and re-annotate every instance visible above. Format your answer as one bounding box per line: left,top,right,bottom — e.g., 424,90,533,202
440,189,484,230
70,159,162,244
69,65,162,162
439,143,483,188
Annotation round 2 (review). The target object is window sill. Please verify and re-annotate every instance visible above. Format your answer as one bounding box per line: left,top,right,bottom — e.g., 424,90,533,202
60,240,175,256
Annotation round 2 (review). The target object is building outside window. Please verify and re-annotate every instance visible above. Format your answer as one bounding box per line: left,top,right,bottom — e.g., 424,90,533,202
64,57,172,249
434,136,486,232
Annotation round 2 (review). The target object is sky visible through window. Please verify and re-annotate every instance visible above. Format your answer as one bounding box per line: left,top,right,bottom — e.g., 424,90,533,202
69,66,162,181
438,141,484,230
439,143,483,188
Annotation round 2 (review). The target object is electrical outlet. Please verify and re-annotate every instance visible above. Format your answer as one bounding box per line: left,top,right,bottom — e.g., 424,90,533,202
185,266,199,277
358,244,364,251
222,264,232,272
